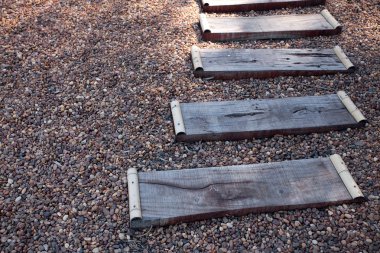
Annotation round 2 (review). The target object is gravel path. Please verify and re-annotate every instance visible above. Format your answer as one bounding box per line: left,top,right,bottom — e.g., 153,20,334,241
1,0,379,252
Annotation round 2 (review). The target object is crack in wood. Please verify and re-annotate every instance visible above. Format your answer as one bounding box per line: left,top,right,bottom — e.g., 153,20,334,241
225,112,265,118
292,106,344,114
288,53,332,57
140,179,257,191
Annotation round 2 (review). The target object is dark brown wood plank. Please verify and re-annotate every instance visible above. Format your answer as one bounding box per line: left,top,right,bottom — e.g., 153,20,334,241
201,12,341,41
130,157,365,228
202,0,326,12
173,93,365,142
193,48,354,80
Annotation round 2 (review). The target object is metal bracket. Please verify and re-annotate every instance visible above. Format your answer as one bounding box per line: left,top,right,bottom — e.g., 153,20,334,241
321,9,341,29
330,154,364,200
191,45,204,72
170,101,186,135
199,14,211,33
127,168,142,222
337,91,366,123
201,0,209,6
333,46,354,71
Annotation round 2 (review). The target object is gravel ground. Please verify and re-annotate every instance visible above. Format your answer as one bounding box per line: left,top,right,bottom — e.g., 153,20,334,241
1,0,379,252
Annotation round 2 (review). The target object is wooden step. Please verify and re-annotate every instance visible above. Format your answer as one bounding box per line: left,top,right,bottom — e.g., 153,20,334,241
200,10,341,41
201,0,326,13
170,91,366,142
191,45,354,80
128,155,365,228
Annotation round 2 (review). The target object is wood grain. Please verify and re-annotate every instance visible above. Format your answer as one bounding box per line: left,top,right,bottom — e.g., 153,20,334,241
201,12,341,41
202,0,326,12
193,48,354,80
174,94,365,142
130,157,365,228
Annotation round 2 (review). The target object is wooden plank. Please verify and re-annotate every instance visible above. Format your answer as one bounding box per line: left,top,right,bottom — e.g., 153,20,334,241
200,10,341,41
170,92,366,142
191,46,355,80
128,155,365,228
201,0,326,12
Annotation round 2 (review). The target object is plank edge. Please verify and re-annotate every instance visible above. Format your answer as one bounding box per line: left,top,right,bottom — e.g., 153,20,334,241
176,123,364,142
130,199,365,229
202,0,327,12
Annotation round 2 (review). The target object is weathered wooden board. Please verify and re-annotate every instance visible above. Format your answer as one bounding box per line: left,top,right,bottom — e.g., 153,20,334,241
200,10,341,41
201,0,326,12
128,155,365,228
191,46,354,80
170,92,366,142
